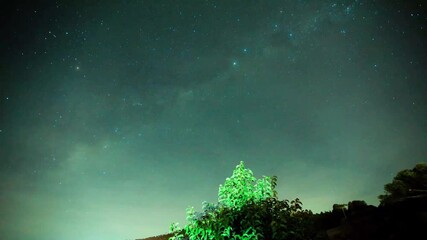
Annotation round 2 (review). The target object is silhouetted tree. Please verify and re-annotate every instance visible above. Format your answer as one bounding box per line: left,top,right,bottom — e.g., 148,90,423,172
378,163,427,206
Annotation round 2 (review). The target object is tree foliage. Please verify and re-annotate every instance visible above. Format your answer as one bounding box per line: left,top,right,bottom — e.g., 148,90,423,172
218,161,278,211
169,161,313,240
378,163,427,205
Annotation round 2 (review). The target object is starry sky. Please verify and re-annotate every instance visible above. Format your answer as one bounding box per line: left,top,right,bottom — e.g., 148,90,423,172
1,1,426,239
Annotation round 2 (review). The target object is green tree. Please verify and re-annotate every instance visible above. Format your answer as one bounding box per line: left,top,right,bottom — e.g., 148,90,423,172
378,163,427,205
169,161,312,240
218,161,277,211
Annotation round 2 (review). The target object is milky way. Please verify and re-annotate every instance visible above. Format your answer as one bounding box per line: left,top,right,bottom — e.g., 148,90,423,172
1,1,426,239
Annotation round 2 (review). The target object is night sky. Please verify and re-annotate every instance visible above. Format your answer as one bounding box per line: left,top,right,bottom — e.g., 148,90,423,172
1,1,426,239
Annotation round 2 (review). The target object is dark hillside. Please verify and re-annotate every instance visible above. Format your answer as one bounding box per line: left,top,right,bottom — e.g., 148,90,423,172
139,195,427,240
137,232,174,240
326,195,427,240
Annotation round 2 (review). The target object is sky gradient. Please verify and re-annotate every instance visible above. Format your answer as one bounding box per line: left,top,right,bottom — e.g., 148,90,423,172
1,1,426,239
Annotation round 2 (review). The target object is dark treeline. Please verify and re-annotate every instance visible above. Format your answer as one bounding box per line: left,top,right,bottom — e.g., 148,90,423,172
139,163,427,240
